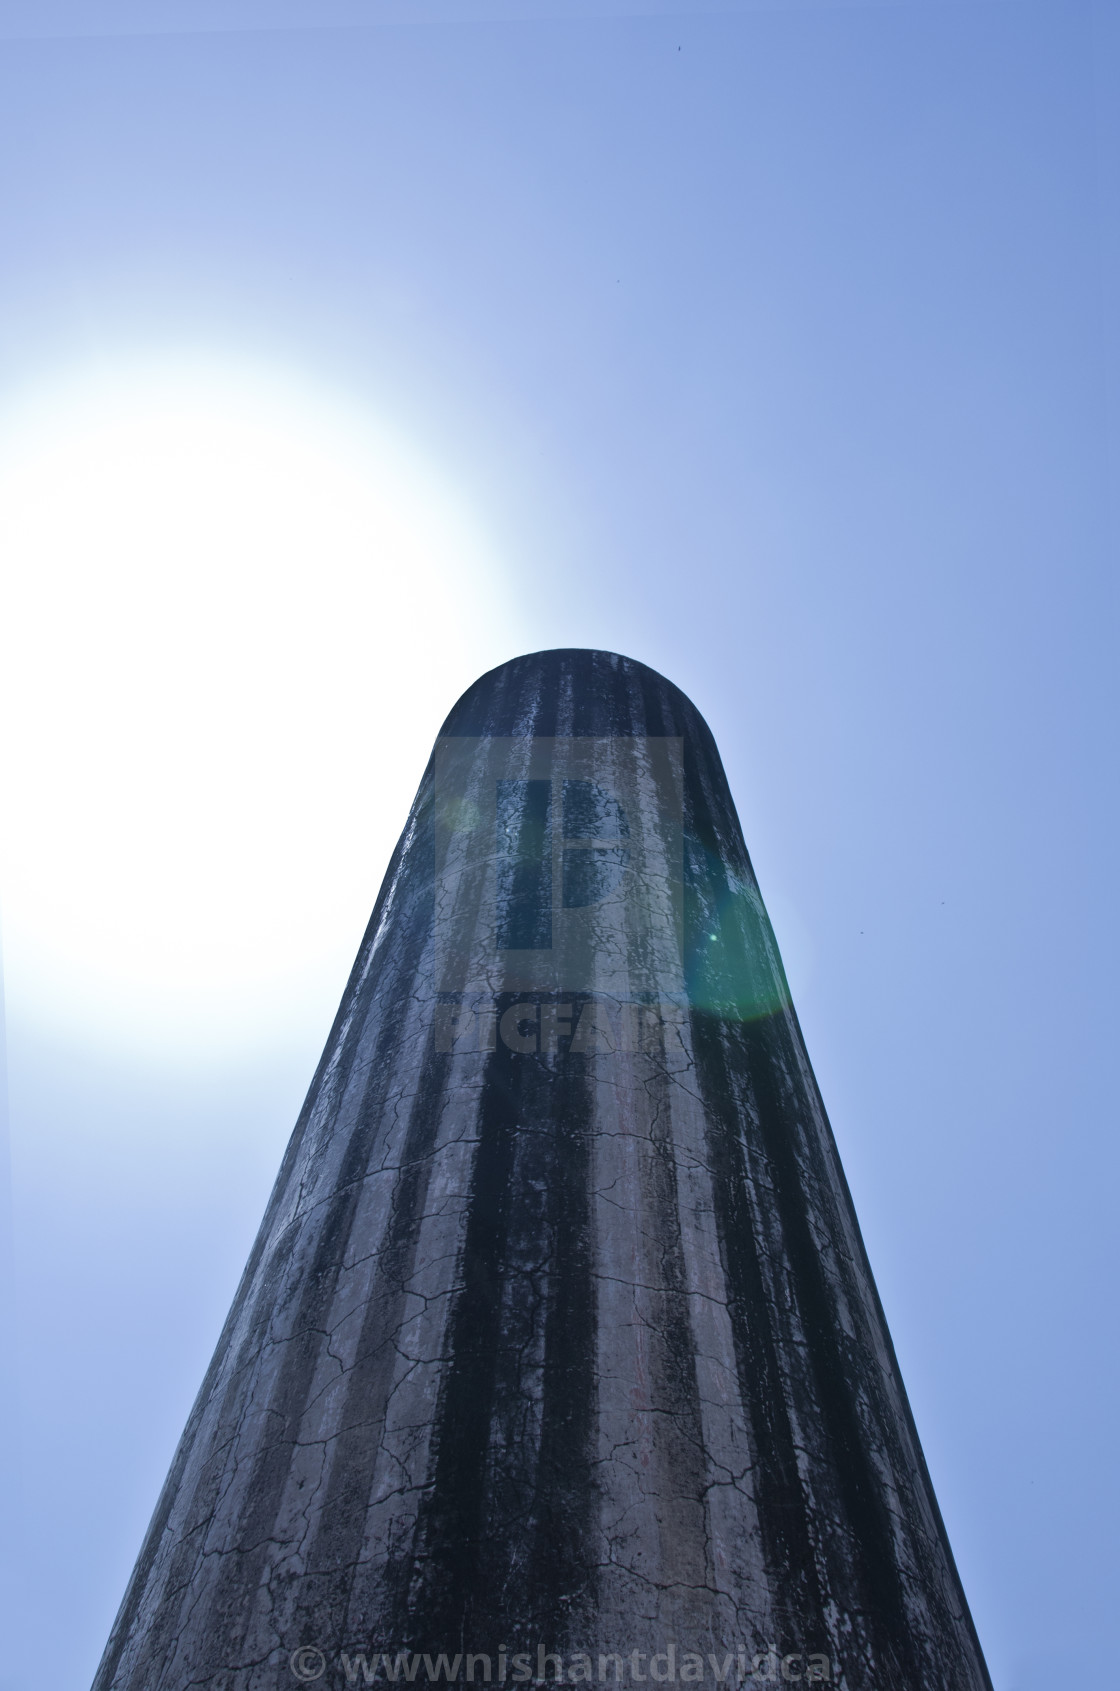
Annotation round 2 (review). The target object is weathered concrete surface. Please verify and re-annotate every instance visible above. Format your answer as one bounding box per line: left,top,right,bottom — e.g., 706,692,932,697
93,650,991,1691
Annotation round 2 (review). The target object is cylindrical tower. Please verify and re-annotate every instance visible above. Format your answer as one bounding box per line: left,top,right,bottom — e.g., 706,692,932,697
93,649,991,1691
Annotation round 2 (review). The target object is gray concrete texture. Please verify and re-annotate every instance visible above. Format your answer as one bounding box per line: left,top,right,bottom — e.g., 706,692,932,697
92,650,991,1691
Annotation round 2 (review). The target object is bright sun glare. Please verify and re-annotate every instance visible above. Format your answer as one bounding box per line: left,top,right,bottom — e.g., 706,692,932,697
0,354,519,1051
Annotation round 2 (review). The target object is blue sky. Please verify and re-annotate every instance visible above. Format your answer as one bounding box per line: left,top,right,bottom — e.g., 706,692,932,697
0,4,1116,1688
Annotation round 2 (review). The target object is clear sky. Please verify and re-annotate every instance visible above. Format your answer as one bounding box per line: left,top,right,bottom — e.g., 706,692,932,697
0,4,1116,1688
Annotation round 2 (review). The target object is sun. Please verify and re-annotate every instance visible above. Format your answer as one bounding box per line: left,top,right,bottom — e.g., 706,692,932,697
0,352,521,1051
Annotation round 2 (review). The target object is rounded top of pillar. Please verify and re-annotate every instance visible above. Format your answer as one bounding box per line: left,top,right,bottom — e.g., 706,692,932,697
439,648,717,747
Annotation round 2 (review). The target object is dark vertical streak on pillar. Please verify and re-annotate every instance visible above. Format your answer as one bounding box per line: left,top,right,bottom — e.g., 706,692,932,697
524,1037,597,1642
496,779,554,950
642,1058,713,1592
398,1000,598,1652
397,1029,520,1648
291,1040,456,1645
691,1011,826,1629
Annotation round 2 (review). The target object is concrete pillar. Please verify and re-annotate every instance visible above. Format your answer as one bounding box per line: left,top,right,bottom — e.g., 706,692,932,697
93,649,991,1691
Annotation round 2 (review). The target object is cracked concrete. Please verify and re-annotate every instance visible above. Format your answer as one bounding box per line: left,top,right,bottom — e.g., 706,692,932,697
91,650,991,1691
